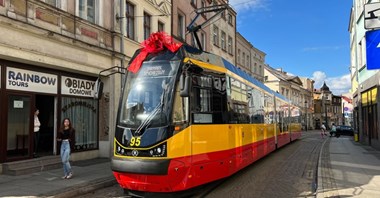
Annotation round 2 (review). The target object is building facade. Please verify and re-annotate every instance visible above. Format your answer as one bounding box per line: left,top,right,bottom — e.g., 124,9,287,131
264,65,314,130
209,0,236,65
236,32,266,82
300,77,315,130
0,0,172,164
171,0,210,51
313,82,343,130
349,0,380,149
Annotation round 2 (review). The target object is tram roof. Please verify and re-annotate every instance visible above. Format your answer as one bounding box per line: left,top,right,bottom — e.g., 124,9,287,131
183,45,289,103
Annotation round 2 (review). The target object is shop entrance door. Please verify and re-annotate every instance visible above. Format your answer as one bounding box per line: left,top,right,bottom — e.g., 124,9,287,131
35,95,56,156
6,94,32,159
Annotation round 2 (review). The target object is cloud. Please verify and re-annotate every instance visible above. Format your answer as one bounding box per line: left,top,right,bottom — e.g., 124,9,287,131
229,0,268,12
312,71,351,95
312,71,327,88
303,45,346,52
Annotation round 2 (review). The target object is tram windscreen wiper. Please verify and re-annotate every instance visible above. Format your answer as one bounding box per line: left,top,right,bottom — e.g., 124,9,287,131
135,102,163,135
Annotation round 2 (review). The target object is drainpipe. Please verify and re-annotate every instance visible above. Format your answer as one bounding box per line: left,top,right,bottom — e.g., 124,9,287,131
119,0,126,71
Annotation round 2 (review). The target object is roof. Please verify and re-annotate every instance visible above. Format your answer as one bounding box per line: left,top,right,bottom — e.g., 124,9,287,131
182,45,288,102
264,64,303,85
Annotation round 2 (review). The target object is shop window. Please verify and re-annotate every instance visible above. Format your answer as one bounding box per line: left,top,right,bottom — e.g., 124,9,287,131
61,97,98,151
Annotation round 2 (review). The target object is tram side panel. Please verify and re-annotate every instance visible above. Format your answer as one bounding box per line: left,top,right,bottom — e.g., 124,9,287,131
290,123,302,141
189,124,232,187
186,123,278,188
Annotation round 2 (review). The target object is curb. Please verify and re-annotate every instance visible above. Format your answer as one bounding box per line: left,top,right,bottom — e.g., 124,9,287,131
316,137,328,198
46,176,117,198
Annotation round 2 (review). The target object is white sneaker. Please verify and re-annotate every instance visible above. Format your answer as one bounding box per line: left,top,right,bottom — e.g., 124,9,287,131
62,175,67,179
66,172,73,179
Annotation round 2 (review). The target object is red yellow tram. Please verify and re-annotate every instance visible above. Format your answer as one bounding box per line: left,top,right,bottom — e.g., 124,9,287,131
110,33,302,196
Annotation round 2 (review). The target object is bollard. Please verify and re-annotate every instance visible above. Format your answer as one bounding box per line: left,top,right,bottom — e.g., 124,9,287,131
354,133,358,142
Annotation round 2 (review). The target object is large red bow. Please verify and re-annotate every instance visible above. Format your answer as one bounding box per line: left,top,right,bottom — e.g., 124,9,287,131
128,32,182,73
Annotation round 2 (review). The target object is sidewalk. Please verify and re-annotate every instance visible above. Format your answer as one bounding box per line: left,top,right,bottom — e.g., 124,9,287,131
0,158,117,197
317,136,380,197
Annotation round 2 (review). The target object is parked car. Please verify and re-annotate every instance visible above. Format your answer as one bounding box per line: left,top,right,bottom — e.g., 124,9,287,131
335,125,354,136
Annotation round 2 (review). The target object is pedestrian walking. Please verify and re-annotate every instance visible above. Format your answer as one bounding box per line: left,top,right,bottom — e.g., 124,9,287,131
57,118,75,179
330,123,338,138
321,123,326,138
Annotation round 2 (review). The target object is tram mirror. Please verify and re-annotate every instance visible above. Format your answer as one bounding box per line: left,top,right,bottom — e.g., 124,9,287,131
94,78,104,100
180,74,190,97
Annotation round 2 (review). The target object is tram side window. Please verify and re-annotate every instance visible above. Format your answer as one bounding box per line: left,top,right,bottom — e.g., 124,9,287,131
248,88,264,124
228,77,249,124
191,74,228,124
192,75,213,123
212,76,228,123
276,100,288,132
264,94,274,124
172,83,187,124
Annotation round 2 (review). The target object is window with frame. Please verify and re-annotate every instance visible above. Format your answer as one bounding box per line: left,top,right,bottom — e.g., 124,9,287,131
201,0,207,18
158,21,164,32
213,25,219,46
41,0,57,7
242,52,245,66
78,0,97,24
227,13,233,26
221,31,226,51
228,36,233,54
191,0,197,8
144,12,151,40
221,10,226,20
201,32,206,51
191,33,196,47
246,55,249,67
178,13,185,40
126,1,135,40
237,49,240,64
61,97,98,152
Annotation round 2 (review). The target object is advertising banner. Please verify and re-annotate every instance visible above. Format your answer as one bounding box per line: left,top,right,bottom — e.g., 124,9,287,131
61,76,95,97
6,67,58,93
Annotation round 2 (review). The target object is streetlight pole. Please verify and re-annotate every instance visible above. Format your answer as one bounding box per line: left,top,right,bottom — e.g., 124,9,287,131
323,95,328,129
342,102,345,125
305,100,308,131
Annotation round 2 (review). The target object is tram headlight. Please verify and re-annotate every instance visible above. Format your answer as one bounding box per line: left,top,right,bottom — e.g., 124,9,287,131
149,143,167,157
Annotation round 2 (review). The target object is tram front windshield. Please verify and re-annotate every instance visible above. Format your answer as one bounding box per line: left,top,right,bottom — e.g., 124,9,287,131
119,61,180,129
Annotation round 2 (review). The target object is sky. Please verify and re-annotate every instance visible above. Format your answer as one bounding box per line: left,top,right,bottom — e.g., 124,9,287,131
229,0,352,95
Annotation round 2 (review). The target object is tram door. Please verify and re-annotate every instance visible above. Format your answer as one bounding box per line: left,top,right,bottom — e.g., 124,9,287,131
6,94,32,159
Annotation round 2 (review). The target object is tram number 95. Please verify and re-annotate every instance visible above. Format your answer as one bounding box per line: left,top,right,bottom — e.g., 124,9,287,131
130,137,141,147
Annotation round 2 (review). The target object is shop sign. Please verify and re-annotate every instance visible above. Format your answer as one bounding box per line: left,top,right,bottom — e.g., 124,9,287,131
61,76,95,97
6,67,58,93
364,3,380,29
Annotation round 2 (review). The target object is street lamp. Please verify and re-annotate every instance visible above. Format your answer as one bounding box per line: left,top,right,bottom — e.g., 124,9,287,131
322,95,328,129
305,100,308,131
